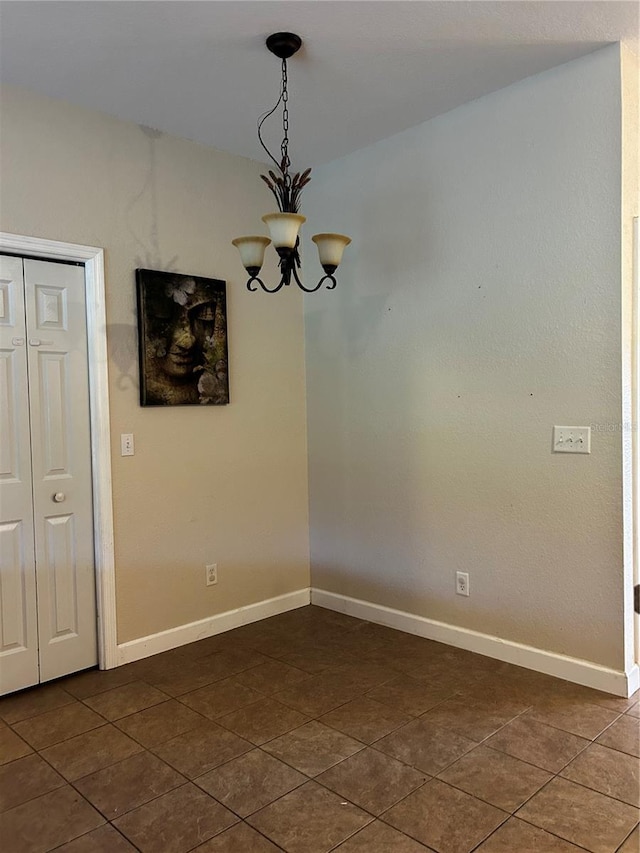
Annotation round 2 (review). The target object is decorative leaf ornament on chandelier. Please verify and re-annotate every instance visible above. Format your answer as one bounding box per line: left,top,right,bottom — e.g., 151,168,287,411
232,33,351,293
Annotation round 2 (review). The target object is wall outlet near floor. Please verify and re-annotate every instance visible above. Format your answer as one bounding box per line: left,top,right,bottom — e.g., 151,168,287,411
456,571,470,596
205,563,218,586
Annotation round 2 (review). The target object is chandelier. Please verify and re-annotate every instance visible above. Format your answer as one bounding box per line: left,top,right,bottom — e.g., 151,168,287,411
232,32,351,293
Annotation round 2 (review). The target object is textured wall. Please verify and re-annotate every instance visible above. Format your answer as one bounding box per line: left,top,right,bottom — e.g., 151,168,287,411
303,46,627,669
0,85,310,643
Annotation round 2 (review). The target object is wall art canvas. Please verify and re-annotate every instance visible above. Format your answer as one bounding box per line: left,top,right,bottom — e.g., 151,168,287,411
136,269,229,406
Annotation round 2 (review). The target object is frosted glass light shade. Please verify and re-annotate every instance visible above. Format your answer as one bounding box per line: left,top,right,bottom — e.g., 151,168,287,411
312,233,352,268
231,235,271,271
262,213,306,249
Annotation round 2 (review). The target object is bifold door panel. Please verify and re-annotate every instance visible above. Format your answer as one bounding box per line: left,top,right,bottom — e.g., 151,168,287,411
0,255,97,695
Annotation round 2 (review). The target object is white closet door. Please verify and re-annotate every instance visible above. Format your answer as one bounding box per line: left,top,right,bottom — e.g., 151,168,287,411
23,259,97,682
0,257,39,694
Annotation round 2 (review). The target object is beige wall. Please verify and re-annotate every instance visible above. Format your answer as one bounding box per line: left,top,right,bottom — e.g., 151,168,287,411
0,85,310,643
303,46,629,670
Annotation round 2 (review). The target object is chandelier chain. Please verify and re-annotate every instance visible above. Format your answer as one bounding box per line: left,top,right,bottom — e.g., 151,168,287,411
281,59,291,186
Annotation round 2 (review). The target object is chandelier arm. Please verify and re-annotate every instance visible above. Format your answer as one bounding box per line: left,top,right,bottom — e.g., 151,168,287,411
246,274,268,292
290,264,323,293
251,272,288,293
320,273,338,290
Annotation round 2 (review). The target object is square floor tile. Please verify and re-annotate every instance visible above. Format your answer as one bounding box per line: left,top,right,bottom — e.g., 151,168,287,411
329,662,401,692
192,821,283,851
175,634,238,660
317,746,428,815
75,750,186,819
618,826,639,853
333,820,434,851
152,722,252,779
123,658,193,692
527,700,621,740
262,720,364,776
572,688,639,715
596,714,640,758
382,779,508,853
376,718,477,776
196,748,306,817
357,645,415,673
239,633,294,660
320,697,411,744
349,621,409,648
247,780,372,853
474,817,588,852
180,678,263,720
13,702,105,750
320,630,388,657
113,783,237,852
0,785,105,853
274,673,361,716
484,715,589,773
61,668,138,700
0,683,75,724
217,697,309,745
153,652,267,696
310,607,366,632
0,724,32,765
560,742,640,807
83,681,169,721
40,724,143,781
234,660,312,696
115,699,206,747
437,745,552,812
53,823,138,851
366,676,454,717
276,647,356,676
516,777,639,853
196,649,269,681
420,695,526,742
143,660,219,698
0,753,64,812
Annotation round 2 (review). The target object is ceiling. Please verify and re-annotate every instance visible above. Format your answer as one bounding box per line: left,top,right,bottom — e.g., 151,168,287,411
0,1,638,166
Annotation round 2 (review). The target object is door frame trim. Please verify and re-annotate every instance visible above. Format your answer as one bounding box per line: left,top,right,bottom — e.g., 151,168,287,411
633,216,640,675
0,232,118,669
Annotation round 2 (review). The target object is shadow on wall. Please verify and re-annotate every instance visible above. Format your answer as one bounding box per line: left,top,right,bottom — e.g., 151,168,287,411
106,322,138,391
107,124,183,391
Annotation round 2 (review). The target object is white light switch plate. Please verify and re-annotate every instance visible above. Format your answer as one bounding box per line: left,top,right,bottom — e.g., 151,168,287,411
120,433,135,456
553,426,591,454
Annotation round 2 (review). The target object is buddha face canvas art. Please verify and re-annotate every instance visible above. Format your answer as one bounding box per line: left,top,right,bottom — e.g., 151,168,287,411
136,269,229,406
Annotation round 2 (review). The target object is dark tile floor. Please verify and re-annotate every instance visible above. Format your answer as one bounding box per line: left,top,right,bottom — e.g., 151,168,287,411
0,605,638,853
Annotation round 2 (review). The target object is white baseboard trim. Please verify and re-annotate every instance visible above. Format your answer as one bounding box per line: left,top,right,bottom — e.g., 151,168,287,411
627,663,640,696
116,589,310,666
311,588,635,698
114,584,636,697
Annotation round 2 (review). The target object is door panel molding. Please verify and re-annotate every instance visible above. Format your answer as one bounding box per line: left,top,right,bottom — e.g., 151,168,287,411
0,232,117,670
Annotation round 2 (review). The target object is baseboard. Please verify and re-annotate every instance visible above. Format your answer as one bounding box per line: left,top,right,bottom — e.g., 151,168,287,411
114,584,635,697
627,663,640,696
311,588,634,698
116,588,311,666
